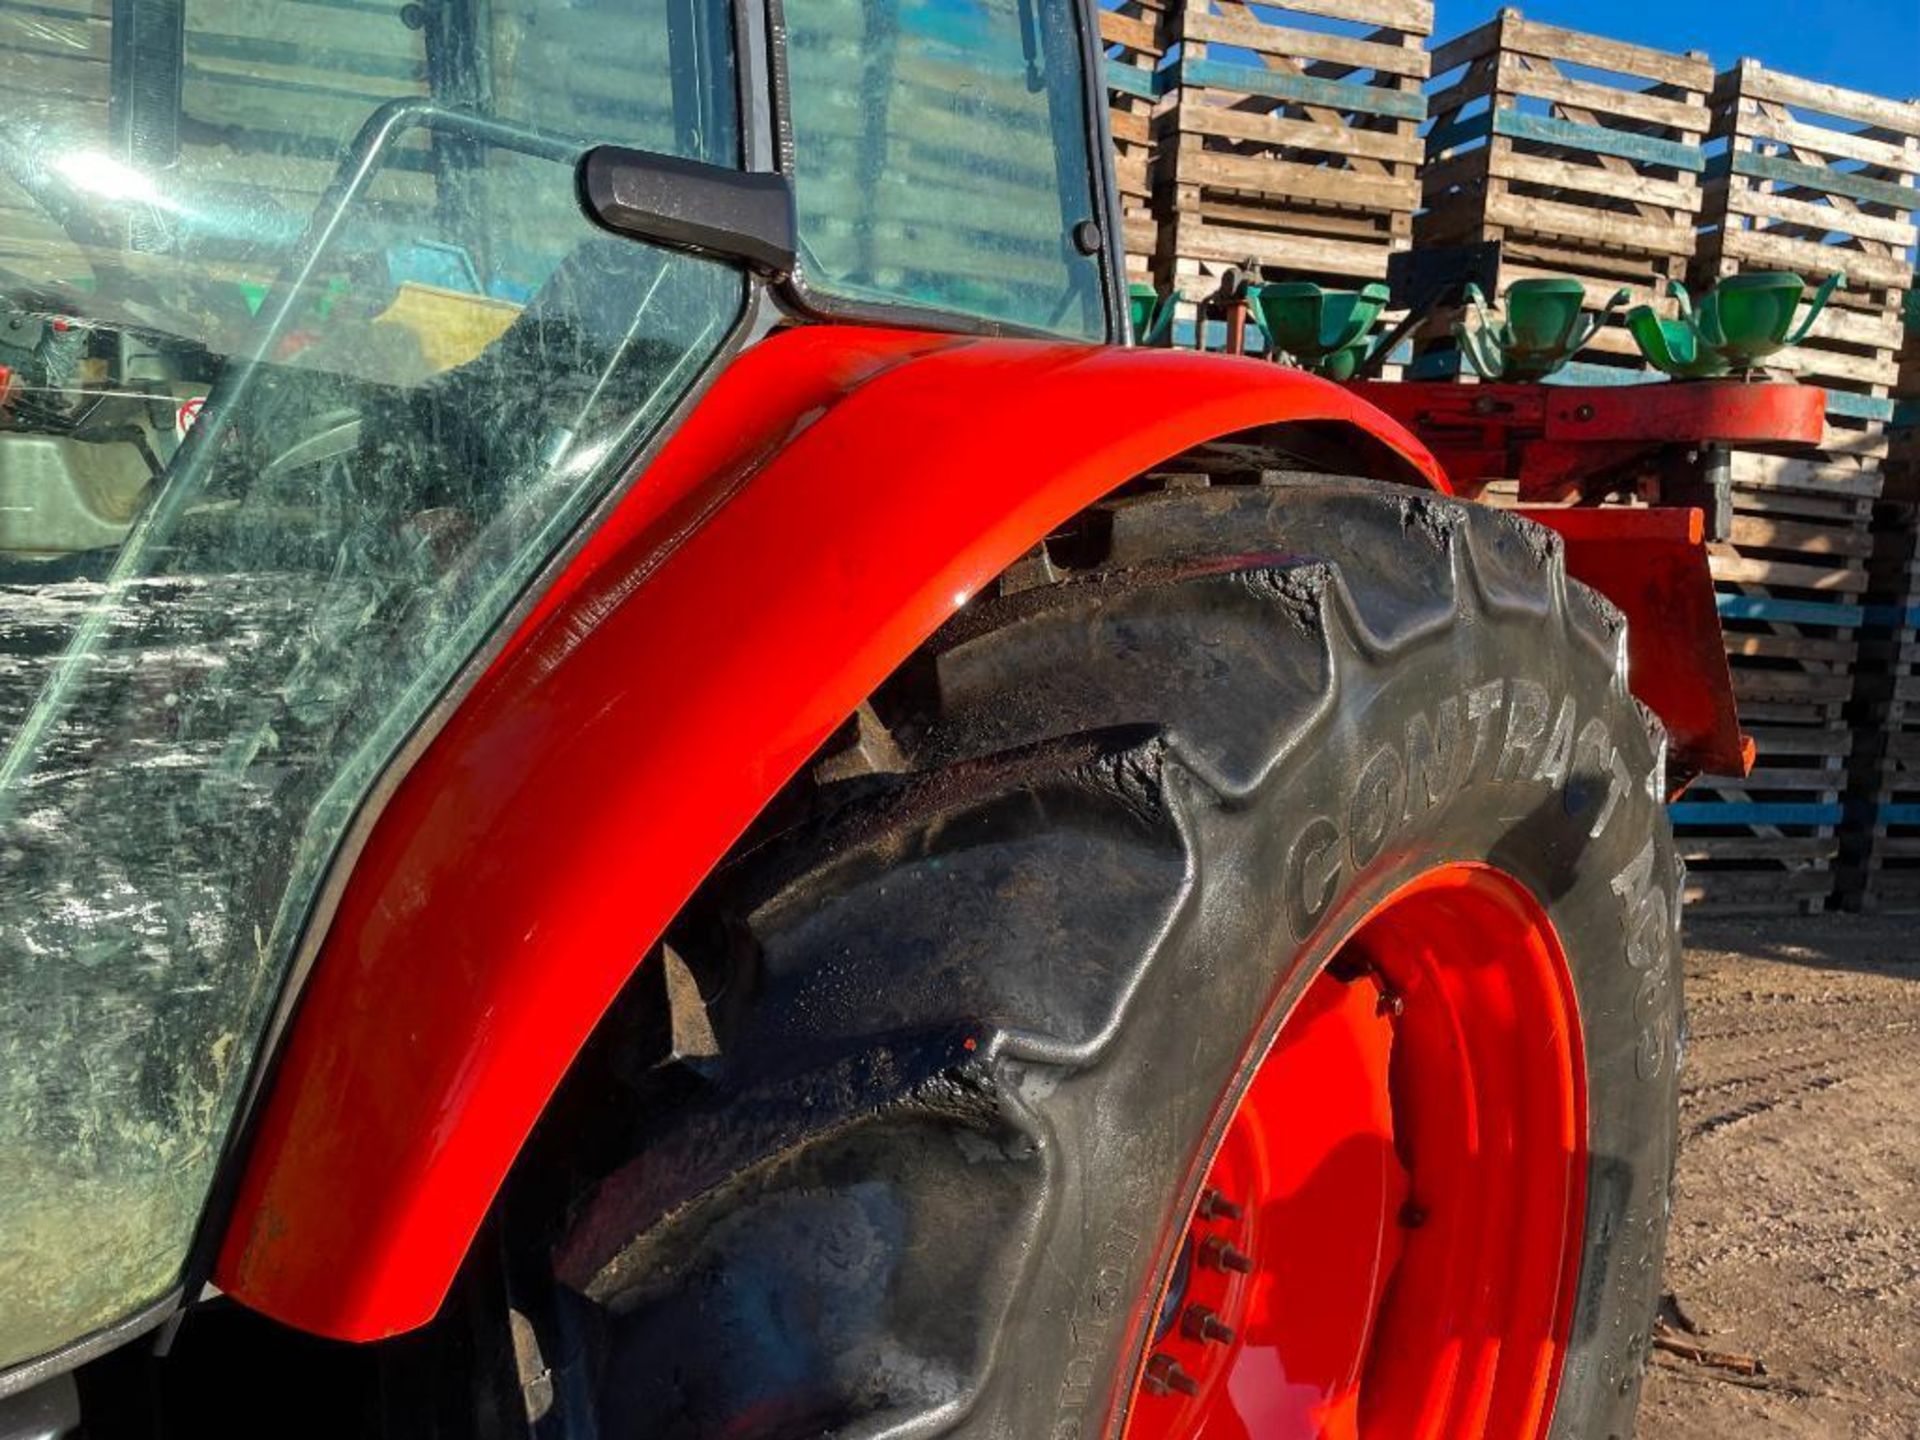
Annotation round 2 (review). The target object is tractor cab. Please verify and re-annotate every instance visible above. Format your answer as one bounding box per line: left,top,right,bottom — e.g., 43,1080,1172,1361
0,0,1116,1381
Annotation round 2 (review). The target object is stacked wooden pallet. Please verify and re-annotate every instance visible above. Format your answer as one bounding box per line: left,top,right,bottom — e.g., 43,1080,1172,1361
1677,399,1899,911
1418,12,1711,374
1102,0,1171,287
1153,0,1431,308
1695,62,1918,394
1840,289,1920,910
1678,520,1870,915
1671,402,1883,915
1676,404,1891,918
1678,70,1920,914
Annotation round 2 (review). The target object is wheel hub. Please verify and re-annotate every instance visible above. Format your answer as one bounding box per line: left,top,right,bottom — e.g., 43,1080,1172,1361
1124,864,1587,1440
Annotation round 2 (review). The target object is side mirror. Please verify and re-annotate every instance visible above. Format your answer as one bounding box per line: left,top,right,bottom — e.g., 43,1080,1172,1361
580,146,797,277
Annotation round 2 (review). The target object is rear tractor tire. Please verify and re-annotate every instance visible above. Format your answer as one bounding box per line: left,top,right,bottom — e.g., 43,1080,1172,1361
528,477,1683,1440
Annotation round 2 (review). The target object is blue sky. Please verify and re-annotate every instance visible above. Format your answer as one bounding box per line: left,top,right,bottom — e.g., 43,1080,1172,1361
1443,0,1920,99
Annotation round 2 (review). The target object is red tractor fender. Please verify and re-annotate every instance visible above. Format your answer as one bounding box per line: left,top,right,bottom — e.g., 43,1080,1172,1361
213,324,1448,1340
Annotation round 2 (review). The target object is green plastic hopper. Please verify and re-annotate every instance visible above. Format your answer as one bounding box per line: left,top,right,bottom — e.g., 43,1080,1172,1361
1250,281,1391,378
1627,272,1845,379
1455,278,1631,381
1128,282,1177,348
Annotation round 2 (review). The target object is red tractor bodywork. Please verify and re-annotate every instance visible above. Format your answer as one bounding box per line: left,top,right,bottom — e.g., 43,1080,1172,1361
213,324,1753,1345
213,325,1453,1339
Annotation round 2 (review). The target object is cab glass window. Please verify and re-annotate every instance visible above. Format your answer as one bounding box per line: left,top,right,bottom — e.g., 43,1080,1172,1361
783,0,1107,337
0,0,741,1367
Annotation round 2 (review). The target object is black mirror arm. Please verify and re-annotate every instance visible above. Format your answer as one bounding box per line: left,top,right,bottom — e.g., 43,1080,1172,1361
578,146,796,278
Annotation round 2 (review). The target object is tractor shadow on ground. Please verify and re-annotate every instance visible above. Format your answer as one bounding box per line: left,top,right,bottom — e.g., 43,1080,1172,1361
1680,912,1920,981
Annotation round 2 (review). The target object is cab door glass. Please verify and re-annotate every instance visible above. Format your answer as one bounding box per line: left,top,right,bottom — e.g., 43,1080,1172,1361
783,0,1106,337
0,0,741,1367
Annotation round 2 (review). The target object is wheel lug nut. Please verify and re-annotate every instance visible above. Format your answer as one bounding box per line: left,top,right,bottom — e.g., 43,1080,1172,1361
1181,1304,1236,1346
1197,1187,1243,1222
1144,1353,1199,1396
1198,1235,1253,1274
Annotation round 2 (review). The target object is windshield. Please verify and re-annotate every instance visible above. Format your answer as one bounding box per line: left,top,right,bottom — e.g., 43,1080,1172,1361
0,0,742,1367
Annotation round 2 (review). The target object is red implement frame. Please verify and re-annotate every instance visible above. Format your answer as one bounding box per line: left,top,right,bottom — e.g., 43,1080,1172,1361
1516,506,1752,784
1349,381,1826,501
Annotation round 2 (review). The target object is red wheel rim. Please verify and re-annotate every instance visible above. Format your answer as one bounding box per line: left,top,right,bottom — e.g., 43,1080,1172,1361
1123,863,1587,1440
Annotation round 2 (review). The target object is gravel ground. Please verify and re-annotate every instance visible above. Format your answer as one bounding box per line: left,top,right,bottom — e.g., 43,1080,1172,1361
1637,913,1920,1439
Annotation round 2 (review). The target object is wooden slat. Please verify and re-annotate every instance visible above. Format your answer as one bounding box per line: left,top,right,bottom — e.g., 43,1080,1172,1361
1488,52,1708,134
1490,13,1713,90
1185,195,1404,238
1480,189,1694,255
1734,104,1920,177
0,0,109,17
1494,250,1669,302
1679,837,1838,862
1431,17,1506,77
1729,452,1886,497
1701,765,1850,790
1223,0,1433,36
1109,107,1151,145
1180,9,1428,78
1709,552,1869,593
1711,177,1918,250
1492,149,1701,212
1775,348,1900,391
1727,514,1873,558
1175,100,1424,163
1489,109,1704,169
0,49,106,104
0,7,107,62
1730,487,1872,526
1099,9,1161,55
1176,56,1427,121
1106,58,1158,100
1744,724,1858,754
1174,142,1421,209
1422,63,1497,124
1720,59,1920,141
1171,215,1399,276
1729,671,1857,703
1434,14,1711,91
1720,150,1920,216
1707,224,1914,292
188,10,424,64
1430,109,1705,173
